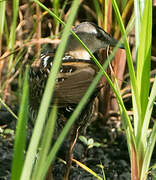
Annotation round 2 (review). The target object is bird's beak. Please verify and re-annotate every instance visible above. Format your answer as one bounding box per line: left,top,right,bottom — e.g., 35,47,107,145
109,37,124,49
102,30,125,49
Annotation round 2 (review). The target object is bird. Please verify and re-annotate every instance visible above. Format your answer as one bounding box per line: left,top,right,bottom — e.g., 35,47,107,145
29,22,124,178
29,22,124,120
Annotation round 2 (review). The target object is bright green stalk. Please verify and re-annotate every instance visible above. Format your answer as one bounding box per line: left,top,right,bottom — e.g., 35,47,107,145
136,0,152,121
113,0,154,179
0,98,18,120
8,0,19,69
31,105,57,180
112,0,141,137
134,0,141,48
141,122,156,179
0,0,6,55
136,1,152,176
139,77,156,179
92,0,103,26
141,77,156,149
11,66,29,180
53,0,60,16
53,0,60,35
4,17,9,44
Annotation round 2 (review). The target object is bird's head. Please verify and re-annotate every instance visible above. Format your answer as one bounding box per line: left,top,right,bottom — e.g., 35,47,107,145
66,22,124,59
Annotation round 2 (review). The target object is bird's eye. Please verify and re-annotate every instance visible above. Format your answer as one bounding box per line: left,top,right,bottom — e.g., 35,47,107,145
96,30,103,40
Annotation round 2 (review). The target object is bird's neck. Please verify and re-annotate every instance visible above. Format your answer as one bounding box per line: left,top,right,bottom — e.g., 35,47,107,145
65,49,91,60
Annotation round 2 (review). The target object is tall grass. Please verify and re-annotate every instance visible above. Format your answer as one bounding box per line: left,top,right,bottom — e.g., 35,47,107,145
112,0,156,179
0,0,5,56
11,67,29,180
2,0,155,180
8,0,19,69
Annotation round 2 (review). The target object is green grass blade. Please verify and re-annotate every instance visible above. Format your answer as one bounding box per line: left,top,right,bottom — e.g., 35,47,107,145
0,0,6,35
113,78,133,156
92,0,103,25
140,122,156,180
53,0,60,18
0,0,6,54
135,1,152,162
8,0,19,68
112,0,141,136
141,77,156,149
11,66,29,180
20,1,80,180
0,98,18,120
33,0,66,26
137,0,152,121
53,0,60,34
134,0,141,48
125,11,135,35
4,16,9,44
31,105,57,180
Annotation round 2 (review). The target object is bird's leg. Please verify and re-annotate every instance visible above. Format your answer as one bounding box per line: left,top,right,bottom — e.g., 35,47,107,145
63,126,80,180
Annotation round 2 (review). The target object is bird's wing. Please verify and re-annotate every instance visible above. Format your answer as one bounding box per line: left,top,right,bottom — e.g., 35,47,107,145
30,57,98,107
54,63,97,105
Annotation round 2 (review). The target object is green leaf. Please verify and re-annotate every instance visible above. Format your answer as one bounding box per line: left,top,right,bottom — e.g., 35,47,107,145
11,66,29,180
32,105,57,180
137,0,152,121
79,136,88,145
8,0,19,68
